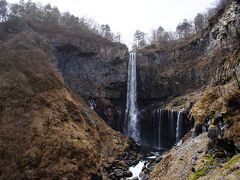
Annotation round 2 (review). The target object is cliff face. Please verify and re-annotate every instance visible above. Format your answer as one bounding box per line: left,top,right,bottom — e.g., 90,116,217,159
53,0,240,149
56,41,128,99
136,0,240,152
137,0,240,104
145,2,240,179
0,27,130,179
0,19,129,132
150,132,239,180
55,40,128,130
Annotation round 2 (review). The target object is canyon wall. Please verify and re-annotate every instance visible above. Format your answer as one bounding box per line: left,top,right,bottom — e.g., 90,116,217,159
53,0,240,147
55,40,129,131
137,0,240,147
137,0,240,104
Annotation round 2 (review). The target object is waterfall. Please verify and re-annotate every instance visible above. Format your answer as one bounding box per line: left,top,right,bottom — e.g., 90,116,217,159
158,109,162,149
149,109,189,150
88,99,96,110
125,52,139,142
176,108,184,143
169,110,174,141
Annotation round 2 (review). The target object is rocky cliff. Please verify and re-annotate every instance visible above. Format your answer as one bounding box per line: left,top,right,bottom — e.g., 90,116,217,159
0,18,129,132
141,1,240,179
55,39,128,131
0,0,239,179
137,0,240,103
138,0,240,146
0,22,132,179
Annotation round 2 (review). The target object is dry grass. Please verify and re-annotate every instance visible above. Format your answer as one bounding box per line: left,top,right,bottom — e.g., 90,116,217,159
0,40,129,179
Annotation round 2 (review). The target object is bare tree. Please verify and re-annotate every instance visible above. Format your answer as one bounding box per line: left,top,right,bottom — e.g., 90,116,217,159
115,32,121,42
60,12,80,28
157,26,164,40
43,4,61,24
150,29,158,44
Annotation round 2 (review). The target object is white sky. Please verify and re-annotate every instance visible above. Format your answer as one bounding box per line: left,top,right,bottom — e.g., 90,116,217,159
8,0,217,47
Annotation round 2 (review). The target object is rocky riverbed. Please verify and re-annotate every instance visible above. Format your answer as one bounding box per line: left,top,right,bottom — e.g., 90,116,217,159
104,138,167,180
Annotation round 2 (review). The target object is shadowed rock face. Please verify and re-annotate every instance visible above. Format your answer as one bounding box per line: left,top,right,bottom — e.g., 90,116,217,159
56,42,128,99
139,109,191,149
55,41,129,131
137,42,207,102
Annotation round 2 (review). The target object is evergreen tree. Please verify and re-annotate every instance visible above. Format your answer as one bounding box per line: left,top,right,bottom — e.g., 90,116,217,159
176,19,194,38
0,0,7,22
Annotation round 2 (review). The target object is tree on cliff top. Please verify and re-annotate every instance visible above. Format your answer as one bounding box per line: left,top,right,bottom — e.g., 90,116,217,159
176,19,194,39
194,13,206,35
100,24,113,41
134,29,145,48
3,0,119,42
43,4,61,25
0,0,7,22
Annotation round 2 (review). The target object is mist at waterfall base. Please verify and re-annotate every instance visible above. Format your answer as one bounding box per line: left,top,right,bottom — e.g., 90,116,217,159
125,52,190,152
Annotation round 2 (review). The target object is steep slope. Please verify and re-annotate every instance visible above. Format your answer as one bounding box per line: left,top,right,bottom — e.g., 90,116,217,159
151,132,239,180
0,18,129,132
0,39,129,179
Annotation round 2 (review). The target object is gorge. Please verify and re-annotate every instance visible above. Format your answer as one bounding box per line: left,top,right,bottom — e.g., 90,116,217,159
0,0,240,179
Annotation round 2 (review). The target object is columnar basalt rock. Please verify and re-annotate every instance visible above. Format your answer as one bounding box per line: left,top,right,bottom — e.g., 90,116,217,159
55,40,129,131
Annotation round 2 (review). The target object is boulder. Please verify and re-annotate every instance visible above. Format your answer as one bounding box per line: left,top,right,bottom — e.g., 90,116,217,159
207,126,219,141
124,171,133,177
114,169,124,178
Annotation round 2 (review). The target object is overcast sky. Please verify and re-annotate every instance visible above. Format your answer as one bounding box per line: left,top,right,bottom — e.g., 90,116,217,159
8,0,217,47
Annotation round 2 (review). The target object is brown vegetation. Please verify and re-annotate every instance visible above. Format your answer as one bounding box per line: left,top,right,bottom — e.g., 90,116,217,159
0,38,129,179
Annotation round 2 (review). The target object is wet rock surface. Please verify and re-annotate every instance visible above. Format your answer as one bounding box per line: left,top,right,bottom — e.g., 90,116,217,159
105,140,143,179
139,108,191,149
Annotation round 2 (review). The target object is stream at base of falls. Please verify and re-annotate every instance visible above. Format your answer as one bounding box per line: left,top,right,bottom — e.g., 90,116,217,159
127,146,165,180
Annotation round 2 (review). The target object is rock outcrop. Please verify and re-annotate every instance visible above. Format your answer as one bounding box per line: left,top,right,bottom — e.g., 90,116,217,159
55,39,128,131
150,132,239,180
137,0,240,104
137,0,240,147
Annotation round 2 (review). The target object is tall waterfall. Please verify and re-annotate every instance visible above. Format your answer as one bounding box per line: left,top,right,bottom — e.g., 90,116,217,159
125,52,139,142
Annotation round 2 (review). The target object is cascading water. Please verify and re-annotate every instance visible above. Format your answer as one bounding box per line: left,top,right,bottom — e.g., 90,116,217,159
148,109,190,150
125,52,139,142
158,109,161,149
176,108,184,143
